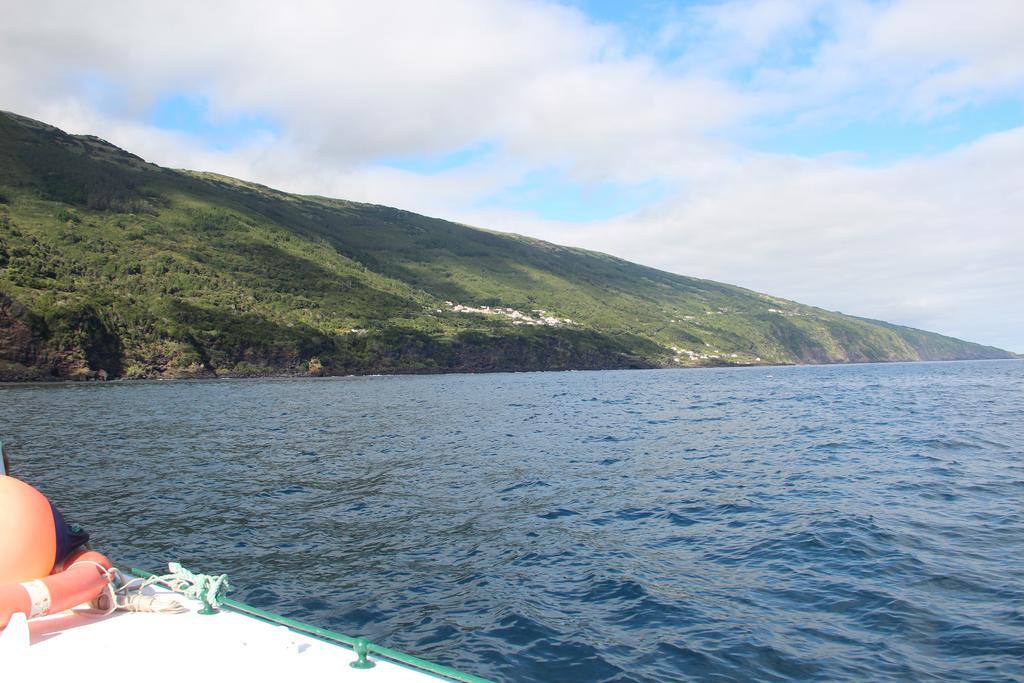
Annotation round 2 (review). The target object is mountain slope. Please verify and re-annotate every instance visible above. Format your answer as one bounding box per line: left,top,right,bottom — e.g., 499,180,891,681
0,111,1013,380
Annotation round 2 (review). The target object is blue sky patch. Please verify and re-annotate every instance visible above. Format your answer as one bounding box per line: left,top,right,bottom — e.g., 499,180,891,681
70,72,128,115
745,100,1024,163
478,169,670,222
148,93,278,150
381,142,498,174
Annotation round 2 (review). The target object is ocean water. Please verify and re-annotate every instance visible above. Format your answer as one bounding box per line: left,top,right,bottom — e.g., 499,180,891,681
2,360,1022,682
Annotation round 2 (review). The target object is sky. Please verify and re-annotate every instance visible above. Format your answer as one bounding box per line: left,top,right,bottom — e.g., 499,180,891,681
2,0,1022,351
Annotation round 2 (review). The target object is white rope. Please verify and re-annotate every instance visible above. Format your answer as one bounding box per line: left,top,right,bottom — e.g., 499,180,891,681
70,565,186,617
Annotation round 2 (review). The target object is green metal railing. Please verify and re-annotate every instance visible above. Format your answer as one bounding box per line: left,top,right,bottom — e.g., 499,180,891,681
129,568,493,683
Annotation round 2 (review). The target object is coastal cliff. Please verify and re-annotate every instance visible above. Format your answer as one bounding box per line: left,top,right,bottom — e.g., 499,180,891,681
0,111,1014,381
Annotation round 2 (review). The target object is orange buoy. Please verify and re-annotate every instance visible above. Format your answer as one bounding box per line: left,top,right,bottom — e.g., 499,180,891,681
0,475,57,584
0,549,114,629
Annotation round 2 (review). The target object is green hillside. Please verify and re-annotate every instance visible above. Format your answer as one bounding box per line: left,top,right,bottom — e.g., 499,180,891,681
0,111,1013,380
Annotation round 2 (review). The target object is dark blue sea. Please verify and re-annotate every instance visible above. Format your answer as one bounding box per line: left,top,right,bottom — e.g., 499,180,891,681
2,360,1023,681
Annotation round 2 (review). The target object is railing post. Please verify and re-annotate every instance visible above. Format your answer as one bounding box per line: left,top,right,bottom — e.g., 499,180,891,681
350,637,376,669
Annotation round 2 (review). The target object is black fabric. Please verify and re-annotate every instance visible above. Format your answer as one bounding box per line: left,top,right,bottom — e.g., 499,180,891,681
50,502,90,568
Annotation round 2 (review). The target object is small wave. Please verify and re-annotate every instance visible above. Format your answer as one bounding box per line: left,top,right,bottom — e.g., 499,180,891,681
539,508,581,519
615,507,657,521
498,479,550,494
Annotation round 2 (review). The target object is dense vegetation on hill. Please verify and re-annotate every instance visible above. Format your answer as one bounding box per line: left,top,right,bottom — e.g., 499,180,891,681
0,111,1013,380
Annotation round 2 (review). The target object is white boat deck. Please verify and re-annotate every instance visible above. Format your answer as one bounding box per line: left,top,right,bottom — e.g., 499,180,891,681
2,584,453,681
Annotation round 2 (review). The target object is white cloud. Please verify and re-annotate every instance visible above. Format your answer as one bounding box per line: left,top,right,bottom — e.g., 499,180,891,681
1,0,1022,350
521,128,1024,351
758,0,1024,120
